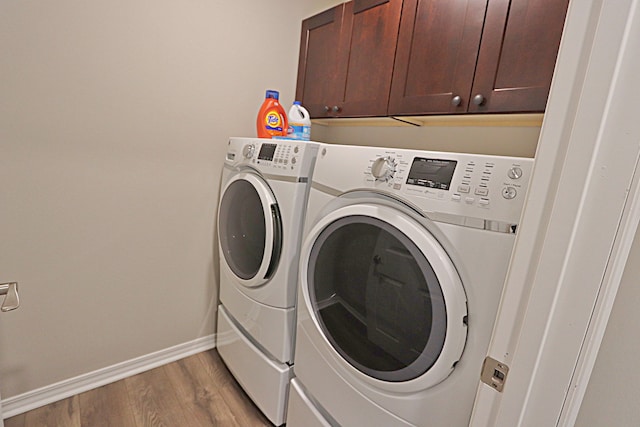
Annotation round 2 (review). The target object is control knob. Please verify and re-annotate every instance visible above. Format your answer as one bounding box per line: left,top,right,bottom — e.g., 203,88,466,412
242,144,256,159
502,186,517,199
508,167,523,180
371,156,396,182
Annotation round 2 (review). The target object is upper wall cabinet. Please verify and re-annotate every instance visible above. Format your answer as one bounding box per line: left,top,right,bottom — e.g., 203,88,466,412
388,0,486,115
297,0,570,118
389,0,570,115
388,0,487,115
468,0,570,114
295,0,403,118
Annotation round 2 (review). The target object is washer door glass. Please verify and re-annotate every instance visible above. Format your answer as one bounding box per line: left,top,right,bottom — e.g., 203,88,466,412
308,215,448,382
218,174,282,283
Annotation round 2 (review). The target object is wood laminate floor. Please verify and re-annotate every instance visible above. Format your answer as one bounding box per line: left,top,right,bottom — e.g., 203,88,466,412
4,350,272,427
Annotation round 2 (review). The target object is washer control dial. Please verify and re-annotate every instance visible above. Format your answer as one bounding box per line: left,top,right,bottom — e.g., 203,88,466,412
371,156,396,181
508,167,523,180
502,186,517,199
242,144,256,159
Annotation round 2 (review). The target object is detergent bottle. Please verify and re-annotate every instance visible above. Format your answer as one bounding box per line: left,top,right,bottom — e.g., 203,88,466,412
287,101,311,140
257,90,288,138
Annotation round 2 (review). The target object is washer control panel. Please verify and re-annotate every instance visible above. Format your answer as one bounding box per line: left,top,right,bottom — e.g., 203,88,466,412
360,149,533,224
225,137,319,178
310,145,534,225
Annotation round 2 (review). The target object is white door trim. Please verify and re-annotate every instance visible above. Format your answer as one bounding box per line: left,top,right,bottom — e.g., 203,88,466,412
470,0,640,425
559,154,640,426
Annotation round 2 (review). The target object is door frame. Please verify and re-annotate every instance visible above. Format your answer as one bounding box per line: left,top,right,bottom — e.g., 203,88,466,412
470,0,640,425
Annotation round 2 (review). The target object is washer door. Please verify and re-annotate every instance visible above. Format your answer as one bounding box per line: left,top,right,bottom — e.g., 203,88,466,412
301,204,467,391
218,172,282,288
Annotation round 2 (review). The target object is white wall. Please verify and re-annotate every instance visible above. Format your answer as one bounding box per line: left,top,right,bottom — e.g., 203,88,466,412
0,0,339,402
574,227,640,426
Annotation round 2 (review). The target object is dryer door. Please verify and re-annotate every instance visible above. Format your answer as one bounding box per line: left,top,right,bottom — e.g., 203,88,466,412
218,172,282,288
300,204,467,392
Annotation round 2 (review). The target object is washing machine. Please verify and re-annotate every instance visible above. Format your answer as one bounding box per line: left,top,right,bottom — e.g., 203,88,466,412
216,137,318,426
286,143,533,427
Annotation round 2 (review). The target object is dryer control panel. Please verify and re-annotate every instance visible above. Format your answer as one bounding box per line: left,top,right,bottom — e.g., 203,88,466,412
225,137,319,179
315,144,534,225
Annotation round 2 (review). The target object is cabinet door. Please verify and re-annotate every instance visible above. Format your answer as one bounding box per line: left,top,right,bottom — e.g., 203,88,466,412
296,0,402,118
296,4,345,118
337,0,403,117
468,0,570,113
388,0,488,115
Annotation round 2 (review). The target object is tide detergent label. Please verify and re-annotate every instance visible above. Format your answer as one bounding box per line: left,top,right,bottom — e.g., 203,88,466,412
264,110,284,132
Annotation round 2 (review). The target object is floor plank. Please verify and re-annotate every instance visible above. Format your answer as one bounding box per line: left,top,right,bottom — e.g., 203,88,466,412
3,350,272,427
3,413,25,427
197,350,235,388
167,353,246,426
23,396,80,427
125,366,191,427
78,379,137,427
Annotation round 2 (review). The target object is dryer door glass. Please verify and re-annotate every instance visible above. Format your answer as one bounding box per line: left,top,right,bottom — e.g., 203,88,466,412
308,215,447,382
219,178,281,281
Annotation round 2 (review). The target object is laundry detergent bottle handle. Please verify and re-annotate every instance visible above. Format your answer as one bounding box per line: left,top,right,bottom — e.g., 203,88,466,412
257,90,288,138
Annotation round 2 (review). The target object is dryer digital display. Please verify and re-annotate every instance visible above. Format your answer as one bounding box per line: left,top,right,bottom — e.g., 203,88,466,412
406,158,457,190
258,143,277,161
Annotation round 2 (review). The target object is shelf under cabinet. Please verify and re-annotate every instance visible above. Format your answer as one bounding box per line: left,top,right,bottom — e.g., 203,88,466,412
312,113,544,128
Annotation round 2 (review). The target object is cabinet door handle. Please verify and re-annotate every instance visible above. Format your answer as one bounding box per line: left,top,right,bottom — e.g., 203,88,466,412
473,94,486,106
451,95,462,107
0,282,20,312
332,105,341,113
324,105,330,113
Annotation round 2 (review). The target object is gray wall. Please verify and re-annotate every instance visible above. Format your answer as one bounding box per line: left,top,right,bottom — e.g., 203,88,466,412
0,0,339,400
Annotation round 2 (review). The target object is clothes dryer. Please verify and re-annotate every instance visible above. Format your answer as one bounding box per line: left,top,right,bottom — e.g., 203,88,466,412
216,137,318,426
286,143,533,427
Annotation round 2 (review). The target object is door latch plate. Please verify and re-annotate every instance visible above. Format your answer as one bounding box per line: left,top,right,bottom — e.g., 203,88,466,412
481,356,509,392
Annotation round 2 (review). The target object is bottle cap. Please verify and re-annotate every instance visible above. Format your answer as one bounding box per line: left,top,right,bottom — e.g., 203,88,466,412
293,100,302,105
266,90,279,100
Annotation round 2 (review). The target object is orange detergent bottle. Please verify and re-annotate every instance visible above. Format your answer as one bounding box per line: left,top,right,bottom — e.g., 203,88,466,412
256,90,288,138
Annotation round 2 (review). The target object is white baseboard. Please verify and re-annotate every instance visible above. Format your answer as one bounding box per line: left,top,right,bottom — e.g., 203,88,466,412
1,334,216,419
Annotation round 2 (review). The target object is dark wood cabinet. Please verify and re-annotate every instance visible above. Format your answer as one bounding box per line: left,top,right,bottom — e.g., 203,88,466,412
388,0,488,115
297,0,569,118
467,0,570,113
295,5,344,118
296,0,403,118
389,0,569,115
